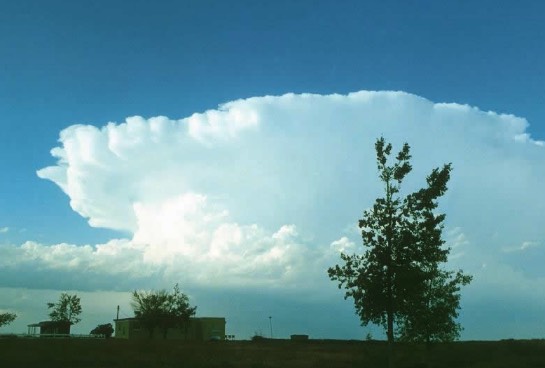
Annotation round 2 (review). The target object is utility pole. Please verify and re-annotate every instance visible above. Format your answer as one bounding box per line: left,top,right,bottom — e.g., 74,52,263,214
269,316,273,339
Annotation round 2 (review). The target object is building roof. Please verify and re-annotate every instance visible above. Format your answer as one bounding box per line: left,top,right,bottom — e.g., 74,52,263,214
113,317,225,322
27,320,72,327
113,317,138,322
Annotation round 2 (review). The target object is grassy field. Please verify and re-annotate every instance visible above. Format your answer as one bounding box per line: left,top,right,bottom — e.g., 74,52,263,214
1,337,545,368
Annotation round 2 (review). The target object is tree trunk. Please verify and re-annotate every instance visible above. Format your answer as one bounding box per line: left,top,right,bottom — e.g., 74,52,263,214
387,309,395,368
386,179,395,368
424,338,432,368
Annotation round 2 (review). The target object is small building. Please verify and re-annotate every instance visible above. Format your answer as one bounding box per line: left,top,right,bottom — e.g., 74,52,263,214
27,321,71,336
290,334,309,341
114,317,226,341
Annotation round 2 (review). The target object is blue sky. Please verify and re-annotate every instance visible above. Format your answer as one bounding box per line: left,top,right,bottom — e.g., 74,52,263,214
1,0,545,340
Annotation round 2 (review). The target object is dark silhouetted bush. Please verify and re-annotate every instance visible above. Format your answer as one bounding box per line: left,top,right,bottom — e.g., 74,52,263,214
90,323,114,338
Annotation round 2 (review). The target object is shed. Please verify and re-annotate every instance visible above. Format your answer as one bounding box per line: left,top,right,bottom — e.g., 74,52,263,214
114,317,226,341
27,321,71,336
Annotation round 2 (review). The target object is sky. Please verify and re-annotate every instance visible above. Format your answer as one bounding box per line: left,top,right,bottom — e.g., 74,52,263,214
1,0,545,340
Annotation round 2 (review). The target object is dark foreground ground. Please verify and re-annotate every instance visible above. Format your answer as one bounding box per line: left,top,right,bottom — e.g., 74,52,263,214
1,337,544,368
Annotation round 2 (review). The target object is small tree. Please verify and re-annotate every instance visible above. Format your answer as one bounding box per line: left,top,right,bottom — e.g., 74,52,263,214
397,163,472,350
0,312,17,330
398,269,472,344
90,323,114,338
328,137,470,368
47,293,82,324
131,284,196,339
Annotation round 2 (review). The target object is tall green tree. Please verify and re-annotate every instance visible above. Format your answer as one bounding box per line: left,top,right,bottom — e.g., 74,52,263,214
131,284,196,339
328,137,470,368
0,312,17,330
47,293,82,324
397,165,472,349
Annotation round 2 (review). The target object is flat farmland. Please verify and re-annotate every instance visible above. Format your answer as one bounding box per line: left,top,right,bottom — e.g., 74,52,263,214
1,337,545,368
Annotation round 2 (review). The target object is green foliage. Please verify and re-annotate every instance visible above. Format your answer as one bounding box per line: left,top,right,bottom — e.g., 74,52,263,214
251,333,267,342
90,323,114,338
47,293,82,324
328,137,471,366
0,312,17,329
398,270,472,344
396,163,472,345
131,283,197,339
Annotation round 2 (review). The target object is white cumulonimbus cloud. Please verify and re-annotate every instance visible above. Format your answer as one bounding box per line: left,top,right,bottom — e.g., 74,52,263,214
2,91,545,298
